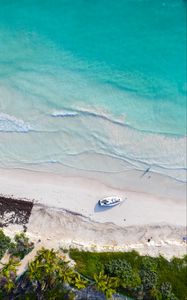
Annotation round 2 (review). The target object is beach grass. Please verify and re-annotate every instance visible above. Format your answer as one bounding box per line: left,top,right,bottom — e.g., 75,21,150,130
69,249,141,277
70,249,187,300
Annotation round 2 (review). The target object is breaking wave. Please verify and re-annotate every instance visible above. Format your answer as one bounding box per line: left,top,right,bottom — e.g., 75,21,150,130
0,113,32,132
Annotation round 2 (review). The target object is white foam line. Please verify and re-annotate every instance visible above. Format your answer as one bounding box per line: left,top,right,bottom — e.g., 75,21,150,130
0,113,32,132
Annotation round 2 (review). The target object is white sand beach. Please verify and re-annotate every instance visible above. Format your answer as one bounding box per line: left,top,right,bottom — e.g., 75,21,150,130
0,167,186,226
0,0,186,267
0,167,186,258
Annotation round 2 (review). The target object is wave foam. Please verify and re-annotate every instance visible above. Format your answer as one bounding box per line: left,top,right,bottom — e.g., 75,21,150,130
0,113,31,132
47,108,186,182
0,107,186,183
51,111,79,118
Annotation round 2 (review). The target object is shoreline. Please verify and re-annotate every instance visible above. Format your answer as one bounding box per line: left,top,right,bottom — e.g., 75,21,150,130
0,167,186,258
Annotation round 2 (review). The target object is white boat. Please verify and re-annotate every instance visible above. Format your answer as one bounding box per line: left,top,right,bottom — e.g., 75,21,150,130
98,196,122,207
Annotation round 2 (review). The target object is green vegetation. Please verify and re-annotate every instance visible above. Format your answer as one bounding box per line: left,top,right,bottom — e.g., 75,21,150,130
24,247,87,299
94,271,119,299
0,229,11,259
0,230,186,299
0,257,20,296
0,230,34,260
69,249,187,300
105,259,141,289
69,250,141,277
0,231,88,299
8,232,34,259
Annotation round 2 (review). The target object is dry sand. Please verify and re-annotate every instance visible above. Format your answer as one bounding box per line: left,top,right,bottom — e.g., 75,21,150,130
0,167,186,258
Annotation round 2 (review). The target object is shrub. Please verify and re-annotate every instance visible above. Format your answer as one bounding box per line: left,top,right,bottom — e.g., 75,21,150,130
0,229,11,259
105,259,131,277
8,232,34,259
140,257,158,290
0,257,20,295
105,259,141,289
160,282,178,300
69,250,187,300
140,267,158,290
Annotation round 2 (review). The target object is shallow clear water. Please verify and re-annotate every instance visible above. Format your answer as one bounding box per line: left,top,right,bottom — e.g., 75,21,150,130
0,0,186,181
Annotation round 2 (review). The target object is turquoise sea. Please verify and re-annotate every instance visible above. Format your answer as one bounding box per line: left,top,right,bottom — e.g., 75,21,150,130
0,0,186,181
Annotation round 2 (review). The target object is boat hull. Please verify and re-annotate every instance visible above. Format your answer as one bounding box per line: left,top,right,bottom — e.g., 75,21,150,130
98,197,122,207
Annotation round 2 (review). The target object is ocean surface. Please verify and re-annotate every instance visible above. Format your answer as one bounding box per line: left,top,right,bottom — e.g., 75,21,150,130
0,0,186,182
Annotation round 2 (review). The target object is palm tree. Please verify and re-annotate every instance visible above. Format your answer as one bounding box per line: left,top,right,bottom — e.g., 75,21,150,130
73,273,88,290
0,257,20,294
28,248,63,292
94,271,119,299
27,247,82,298
58,259,75,285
